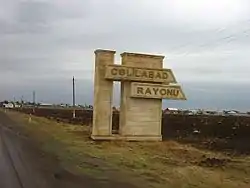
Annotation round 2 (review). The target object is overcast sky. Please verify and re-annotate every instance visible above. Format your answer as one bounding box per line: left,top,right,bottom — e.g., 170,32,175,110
1,0,250,111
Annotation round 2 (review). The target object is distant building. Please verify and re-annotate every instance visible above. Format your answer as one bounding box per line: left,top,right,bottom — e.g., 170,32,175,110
224,110,238,115
3,103,14,108
13,103,21,108
205,110,218,115
38,103,54,108
163,108,179,114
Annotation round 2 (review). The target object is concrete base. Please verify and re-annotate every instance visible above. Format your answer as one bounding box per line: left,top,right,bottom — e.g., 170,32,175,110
91,135,162,141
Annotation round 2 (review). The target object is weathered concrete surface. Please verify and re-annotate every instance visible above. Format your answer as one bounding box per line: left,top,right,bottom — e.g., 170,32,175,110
92,49,185,141
119,52,164,140
91,49,115,139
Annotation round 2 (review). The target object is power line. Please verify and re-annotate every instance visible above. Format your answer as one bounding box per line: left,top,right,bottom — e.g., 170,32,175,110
168,19,250,56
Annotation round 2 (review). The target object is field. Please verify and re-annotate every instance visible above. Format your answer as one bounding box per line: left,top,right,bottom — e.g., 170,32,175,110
4,109,250,188
12,107,250,154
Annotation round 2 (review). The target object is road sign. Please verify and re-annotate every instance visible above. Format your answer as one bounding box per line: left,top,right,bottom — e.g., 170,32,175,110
130,82,186,100
105,64,177,83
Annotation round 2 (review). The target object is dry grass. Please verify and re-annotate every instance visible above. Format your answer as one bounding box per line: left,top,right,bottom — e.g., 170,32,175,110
6,111,250,188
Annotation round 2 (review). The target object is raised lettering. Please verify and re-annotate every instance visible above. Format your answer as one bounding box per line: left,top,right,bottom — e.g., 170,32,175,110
119,68,125,76
167,89,173,96
145,88,152,95
111,68,117,75
173,89,179,96
131,83,185,100
160,88,167,95
135,69,141,77
141,70,148,78
162,72,169,79
106,66,177,84
155,72,162,79
148,71,154,79
137,87,144,94
152,87,159,95
126,68,133,76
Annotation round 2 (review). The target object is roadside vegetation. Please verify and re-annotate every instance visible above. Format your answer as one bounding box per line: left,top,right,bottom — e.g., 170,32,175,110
6,110,250,188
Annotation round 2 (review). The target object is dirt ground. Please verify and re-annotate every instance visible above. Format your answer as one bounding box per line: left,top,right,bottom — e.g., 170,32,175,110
14,107,250,154
3,109,250,188
0,110,144,188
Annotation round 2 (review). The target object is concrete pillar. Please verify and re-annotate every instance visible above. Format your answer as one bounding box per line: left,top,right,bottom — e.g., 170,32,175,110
91,49,115,139
119,52,164,141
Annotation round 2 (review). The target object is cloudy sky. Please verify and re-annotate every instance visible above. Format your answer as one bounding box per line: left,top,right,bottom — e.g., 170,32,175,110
1,0,250,111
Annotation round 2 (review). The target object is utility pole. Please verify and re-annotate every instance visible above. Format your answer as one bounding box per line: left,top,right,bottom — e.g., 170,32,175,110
13,97,16,108
33,91,36,104
32,91,36,114
21,95,24,109
72,76,76,118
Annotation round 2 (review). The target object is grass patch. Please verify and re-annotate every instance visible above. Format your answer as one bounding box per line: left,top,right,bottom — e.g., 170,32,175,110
6,111,250,188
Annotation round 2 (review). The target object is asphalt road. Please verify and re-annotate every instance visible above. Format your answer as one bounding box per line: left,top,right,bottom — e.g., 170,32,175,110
0,111,142,188
0,111,90,188
0,129,22,188
0,113,54,188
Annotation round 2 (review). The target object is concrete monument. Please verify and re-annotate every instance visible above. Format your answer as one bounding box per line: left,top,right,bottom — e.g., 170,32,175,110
91,49,186,141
